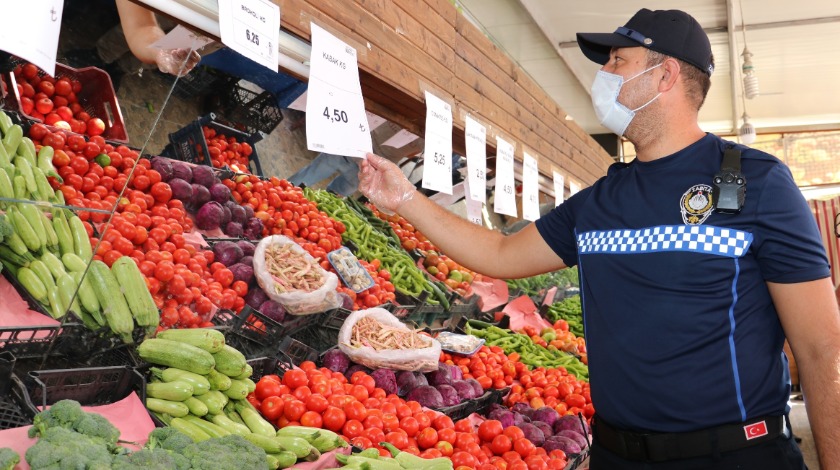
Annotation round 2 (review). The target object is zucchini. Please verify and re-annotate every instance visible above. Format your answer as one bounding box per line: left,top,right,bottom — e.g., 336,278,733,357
67,214,92,261
233,363,254,380
16,267,47,303
38,205,58,247
223,379,250,400
2,124,22,158
46,284,67,319
88,260,134,343
211,344,248,377
209,413,251,436
39,252,66,280
12,175,26,200
54,212,75,257
61,253,88,272
151,367,211,395
267,452,297,470
0,244,33,267
111,257,159,330
28,259,56,292
242,433,285,454
146,381,194,402
194,390,228,415
170,417,211,442
145,397,189,417
181,415,230,438
183,396,209,417
234,400,276,437
18,202,48,247
14,156,38,196
8,206,41,252
71,271,103,324
56,274,83,319
156,328,225,353
136,338,215,375
206,368,231,391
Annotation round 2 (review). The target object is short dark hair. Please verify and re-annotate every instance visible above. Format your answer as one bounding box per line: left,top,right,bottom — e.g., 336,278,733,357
647,50,712,110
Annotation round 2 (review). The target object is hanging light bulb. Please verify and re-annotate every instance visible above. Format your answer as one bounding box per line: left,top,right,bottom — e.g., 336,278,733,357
742,46,759,99
739,112,756,144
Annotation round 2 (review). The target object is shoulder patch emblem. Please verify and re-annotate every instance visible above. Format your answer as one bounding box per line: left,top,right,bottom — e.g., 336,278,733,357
680,184,714,225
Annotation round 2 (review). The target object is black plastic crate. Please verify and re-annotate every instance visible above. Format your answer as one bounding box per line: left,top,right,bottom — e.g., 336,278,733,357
0,351,32,430
22,365,145,415
223,305,321,359
277,336,318,366
214,82,283,135
247,355,294,381
171,66,237,100
165,113,264,176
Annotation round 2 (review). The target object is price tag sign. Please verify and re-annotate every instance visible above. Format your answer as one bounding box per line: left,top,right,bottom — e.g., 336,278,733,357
522,152,540,221
570,180,582,196
0,0,63,76
465,116,487,203
306,23,372,158
553,171,565,206
464,177,484,226
421,92,453,194
218,0,280,71
493,137,517,217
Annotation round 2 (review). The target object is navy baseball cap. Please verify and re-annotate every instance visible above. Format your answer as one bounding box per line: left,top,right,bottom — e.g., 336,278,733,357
577,9,714,76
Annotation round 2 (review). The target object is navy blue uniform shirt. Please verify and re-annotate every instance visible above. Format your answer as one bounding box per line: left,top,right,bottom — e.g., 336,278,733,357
535,133,829,433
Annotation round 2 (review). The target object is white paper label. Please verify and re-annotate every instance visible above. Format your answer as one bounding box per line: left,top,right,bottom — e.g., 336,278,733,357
465,116,487,204
218,0,280,71
553,171,565,206
149,25,213,51
421,92,453,194
382,129,419,149
493,137,517,217
306,23,372,158
366,112,387,131
522,152,540,221
429,181,464,207
570,180,581,196
0,0,63,76
463,177,484,226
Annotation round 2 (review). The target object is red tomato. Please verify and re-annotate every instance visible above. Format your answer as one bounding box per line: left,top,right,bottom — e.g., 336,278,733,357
305,394,329,413
255,376,283,401
283,400,306,421
478,420,504,443
300,410,323,428
490,434,513,455
260,396,284,421
283,370,309,389
342,419,364,439
416,427,438,450
513,438,536,458
452,451,477,468
322,406,346,432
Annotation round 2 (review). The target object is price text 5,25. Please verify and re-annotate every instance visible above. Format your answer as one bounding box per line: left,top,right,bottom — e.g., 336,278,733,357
433,152,448,166
323,107,349,123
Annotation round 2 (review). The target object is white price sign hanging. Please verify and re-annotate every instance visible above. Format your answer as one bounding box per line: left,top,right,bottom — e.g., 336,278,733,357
218,0,280,71
421,92,453,194
522,152,540,221
464,116,487,203
463,177,484,226
306,23,372,158
0,0,63,76
570,180,582,196
553,171,565,206
493,137,517,217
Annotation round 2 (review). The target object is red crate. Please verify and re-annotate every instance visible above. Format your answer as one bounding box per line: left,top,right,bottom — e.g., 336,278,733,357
5,61,128,143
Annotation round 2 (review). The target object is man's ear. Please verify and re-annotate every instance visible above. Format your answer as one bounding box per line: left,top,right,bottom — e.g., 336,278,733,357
658,57,681,92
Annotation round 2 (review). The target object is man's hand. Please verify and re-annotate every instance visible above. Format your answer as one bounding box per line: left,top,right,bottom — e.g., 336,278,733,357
156,49,201,76
358,153,416,215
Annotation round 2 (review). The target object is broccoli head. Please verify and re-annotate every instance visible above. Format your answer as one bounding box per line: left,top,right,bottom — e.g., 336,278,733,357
111,448,190,470
146,427,194,455
28,400,120,448
24,427,114,470
28,400,85,439
0,214,13,244
181,434,269,470
74,412,120,446
0,448,20,470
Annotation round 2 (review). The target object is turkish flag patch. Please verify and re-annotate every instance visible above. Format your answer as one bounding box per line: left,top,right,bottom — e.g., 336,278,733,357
744,421,769,440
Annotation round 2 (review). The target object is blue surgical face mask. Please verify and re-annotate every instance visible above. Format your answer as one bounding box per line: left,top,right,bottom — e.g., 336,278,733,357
590,63,663,136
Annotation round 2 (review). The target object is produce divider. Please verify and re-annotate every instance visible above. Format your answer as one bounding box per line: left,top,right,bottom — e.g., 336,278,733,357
163,113,264,176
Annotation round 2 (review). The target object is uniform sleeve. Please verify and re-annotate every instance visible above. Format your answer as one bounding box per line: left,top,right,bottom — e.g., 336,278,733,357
534,187,590,267
753,164,830,283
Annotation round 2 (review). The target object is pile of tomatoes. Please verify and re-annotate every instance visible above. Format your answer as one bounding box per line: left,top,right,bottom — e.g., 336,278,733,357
441,346,522,391
505,366,594,421
199,125,255,174
332,259,397,311
12,62,106,137
250,361,570,470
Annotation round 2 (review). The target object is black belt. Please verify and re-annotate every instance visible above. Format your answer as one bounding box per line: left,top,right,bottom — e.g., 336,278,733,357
593,415,788,462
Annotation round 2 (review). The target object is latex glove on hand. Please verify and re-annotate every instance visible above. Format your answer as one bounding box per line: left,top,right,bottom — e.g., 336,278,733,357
359,153,416,215
155,48,201,76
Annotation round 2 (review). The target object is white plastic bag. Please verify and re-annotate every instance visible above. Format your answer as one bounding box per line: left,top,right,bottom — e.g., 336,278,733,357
338,308,441,372
254,235,341,315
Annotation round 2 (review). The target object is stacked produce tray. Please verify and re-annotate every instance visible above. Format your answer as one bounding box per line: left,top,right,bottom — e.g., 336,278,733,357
22,365,145,414
277,336,318,366
165,112,264,176
214,82,283,135
3,60,128,142
247,355,295,381
222,305,321,359
0,352,31,430
290,307,350,354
